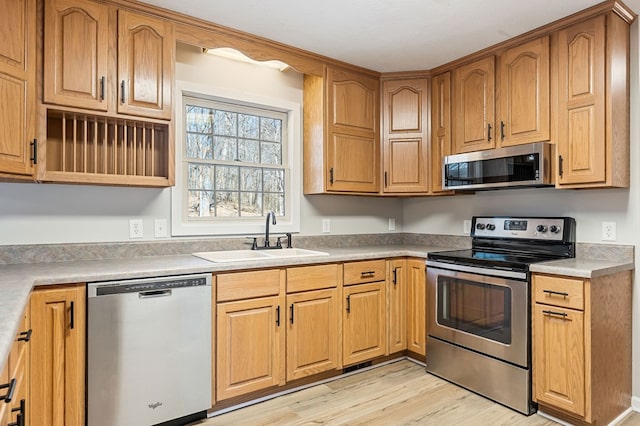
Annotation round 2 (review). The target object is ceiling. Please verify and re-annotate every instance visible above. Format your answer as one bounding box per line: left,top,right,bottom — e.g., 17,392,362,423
140,0,638,72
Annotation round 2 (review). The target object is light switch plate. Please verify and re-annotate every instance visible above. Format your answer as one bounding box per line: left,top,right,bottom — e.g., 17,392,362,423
388,218,396,231
154,219,168,238
463,220,472,234
322,218,331,233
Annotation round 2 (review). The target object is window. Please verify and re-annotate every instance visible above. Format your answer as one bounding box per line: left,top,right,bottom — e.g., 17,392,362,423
172,81,301,237
185,99,287,218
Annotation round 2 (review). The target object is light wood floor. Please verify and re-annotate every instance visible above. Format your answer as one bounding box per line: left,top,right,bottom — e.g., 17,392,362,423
194,359,639,425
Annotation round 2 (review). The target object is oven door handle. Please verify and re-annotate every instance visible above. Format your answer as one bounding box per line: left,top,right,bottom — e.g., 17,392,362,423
426,260,527,280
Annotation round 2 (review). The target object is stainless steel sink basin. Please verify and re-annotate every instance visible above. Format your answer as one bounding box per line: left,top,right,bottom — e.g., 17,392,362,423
193,248,329,263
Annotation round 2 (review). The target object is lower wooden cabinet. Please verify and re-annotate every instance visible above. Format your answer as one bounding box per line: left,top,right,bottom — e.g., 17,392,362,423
387,259,407,353
286,288,339,381
406,259,426,356
532,271,632,425
30,284,86,426
342,281,387,366
0,303,30,426
216,295,285,401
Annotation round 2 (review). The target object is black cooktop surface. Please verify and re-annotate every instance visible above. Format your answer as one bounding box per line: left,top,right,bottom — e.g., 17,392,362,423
427,248,562,272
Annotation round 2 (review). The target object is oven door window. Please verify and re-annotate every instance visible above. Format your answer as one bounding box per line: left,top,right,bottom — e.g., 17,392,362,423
437,276,512,344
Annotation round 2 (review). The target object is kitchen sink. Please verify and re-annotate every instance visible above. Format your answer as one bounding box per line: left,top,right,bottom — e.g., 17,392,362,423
193,248,329,263
262,248,330,258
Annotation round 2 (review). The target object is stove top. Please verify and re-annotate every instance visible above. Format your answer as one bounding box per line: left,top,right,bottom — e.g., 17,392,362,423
427,216,576,273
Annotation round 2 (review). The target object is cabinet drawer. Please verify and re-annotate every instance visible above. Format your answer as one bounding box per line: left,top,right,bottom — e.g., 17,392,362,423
533,274,584,310
287,264,339,293
217,269,282,302
343,260,386,285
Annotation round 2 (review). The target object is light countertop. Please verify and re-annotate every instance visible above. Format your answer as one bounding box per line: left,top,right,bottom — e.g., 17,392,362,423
0,245,633,368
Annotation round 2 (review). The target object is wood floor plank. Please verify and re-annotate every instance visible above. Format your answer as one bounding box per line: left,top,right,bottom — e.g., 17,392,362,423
196,360,640,425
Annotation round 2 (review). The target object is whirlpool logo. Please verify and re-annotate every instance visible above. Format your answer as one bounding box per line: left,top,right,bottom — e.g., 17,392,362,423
148,402,163,410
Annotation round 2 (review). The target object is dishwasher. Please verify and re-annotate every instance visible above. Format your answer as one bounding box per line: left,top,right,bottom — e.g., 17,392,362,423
87,273,212,426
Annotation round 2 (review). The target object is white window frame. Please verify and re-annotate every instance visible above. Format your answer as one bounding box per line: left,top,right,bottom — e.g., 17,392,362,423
171,80,301,236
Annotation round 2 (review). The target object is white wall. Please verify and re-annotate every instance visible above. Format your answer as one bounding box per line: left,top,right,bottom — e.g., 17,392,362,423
404,19,640,401
0,43,402,245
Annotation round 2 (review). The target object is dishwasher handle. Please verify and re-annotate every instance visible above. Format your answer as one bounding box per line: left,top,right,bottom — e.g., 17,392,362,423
139,290,172,299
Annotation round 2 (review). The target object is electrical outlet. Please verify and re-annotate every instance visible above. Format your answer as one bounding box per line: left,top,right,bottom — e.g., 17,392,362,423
388,218,396,231
154,219,168,238
322,218,331,233
463,220,472,234
602,221,616,241
129,219,143,239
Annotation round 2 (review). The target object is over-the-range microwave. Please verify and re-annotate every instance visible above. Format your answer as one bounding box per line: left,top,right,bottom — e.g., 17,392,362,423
443,142,554,191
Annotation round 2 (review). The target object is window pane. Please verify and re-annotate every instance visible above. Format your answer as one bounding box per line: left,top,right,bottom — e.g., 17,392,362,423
261,117,281,142
213,110,237,136
263,193,285,216
263,169,285,192
215,192,239,216
216,166,239,190
188,190,215,217
186,133,213,160
213,136,237,161
238,139,259,163
241,168,262,191
238,114,259,139
261,142,281,165
240,192,262,216
188,164,214,190
186,106,212,133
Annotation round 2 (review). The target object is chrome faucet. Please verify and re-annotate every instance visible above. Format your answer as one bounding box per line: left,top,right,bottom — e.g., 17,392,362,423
264,211,276,248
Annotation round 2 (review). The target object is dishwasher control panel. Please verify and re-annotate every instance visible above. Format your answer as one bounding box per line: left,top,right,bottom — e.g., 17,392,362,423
88,274,211,297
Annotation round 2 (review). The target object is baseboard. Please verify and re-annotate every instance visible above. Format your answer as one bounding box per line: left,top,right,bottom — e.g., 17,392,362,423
632,396,640,412
538,406,634,426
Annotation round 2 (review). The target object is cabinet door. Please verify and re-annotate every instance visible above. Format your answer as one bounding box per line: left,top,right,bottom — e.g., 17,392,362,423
430,72,452,193
217,296,284,400
286,288,339,381
0,360,9,425
499,36,550,147
533,304,585,417
43,0,109,111
0,0,35,176
452,56,495,153
117,10,174,120
343,281,386,365
557,16,606,186
387,259,407,353
382,79,429,193
326,67,379,192
407,259,426,356
30,284,86,426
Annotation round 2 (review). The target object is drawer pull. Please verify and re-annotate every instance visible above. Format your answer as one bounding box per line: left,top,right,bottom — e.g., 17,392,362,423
543,309,568,319
543,289,569,298
360,271,375,277
17,329,32,342
0,378,16,402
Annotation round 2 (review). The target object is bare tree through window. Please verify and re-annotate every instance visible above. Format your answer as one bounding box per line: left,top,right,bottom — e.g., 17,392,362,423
184,98,287,219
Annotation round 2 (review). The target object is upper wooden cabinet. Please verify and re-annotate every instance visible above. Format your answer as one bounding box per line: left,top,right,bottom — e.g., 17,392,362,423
0,0,36,178
44,0,109,111
381,78,429,193
499,36,550,147
556,14,629,188
452,56,495,153
303,66,380,194
452,37,550,154
430,72,453,194
117,10,174,120
44,1,174,120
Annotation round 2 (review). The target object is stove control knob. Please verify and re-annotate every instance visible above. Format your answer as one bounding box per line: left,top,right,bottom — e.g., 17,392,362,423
549,225,560,233
486,224,496,231
476,223,486,230
536,224,548,233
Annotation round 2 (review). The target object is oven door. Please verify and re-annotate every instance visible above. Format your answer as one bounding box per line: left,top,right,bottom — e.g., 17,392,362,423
427,262,529,367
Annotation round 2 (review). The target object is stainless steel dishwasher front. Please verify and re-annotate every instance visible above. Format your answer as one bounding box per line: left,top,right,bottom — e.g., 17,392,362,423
87,274,212,426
